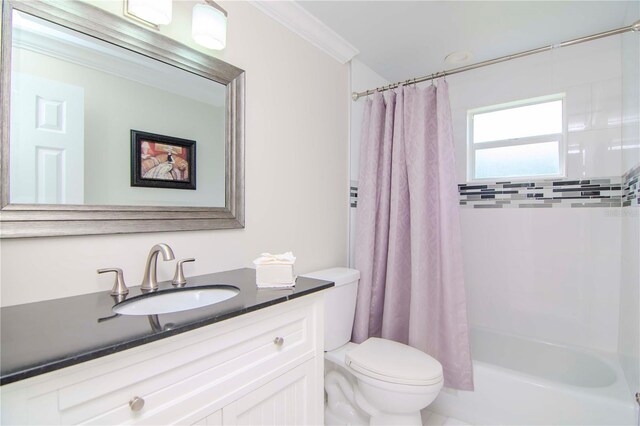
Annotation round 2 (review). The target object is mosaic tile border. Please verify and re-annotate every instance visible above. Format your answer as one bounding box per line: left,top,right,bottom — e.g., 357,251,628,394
350,180,358,208
622,164,639,207
349,164,640,209
458,177,623,208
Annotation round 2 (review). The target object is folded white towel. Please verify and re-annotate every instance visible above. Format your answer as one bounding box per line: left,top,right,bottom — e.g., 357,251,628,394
253,252,296,265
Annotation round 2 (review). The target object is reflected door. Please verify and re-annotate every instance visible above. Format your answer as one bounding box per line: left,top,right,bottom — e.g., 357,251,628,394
10,73,84,204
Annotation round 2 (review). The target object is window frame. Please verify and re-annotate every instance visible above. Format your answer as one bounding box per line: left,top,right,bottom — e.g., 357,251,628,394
466,93,567,182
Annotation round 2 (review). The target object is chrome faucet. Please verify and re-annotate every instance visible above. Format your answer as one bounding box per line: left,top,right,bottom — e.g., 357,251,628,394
141,243,175,292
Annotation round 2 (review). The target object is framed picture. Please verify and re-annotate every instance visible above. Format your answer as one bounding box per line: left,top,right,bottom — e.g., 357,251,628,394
131,130,196,190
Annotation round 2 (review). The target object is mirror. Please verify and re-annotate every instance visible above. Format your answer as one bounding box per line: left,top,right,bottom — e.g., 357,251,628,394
1,0,245,237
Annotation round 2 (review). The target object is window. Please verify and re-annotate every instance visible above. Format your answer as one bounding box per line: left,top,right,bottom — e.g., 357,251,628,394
468,95,565,181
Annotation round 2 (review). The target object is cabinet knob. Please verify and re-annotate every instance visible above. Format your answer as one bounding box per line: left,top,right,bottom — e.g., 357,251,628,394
129,396,145,411
273,337,284,346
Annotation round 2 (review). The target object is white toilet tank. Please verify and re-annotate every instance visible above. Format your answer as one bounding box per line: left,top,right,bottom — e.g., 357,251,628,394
301,268,360,351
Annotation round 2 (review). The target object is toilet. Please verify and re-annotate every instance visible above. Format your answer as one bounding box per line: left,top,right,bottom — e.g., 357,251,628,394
302,268,444,426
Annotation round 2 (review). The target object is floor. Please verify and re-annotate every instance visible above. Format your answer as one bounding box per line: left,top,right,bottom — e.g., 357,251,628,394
422,410,471,426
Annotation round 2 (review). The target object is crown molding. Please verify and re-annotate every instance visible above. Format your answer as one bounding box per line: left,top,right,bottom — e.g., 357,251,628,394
248,0,359,64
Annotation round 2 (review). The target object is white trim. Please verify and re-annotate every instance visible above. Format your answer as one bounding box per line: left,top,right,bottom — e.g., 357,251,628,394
467,93,566,115
347,61,352,268
247,0,359,64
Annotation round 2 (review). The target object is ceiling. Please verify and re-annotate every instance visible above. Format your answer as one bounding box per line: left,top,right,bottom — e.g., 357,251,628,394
297,1,633,83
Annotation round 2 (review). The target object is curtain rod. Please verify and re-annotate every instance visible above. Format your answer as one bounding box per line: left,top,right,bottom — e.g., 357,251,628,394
351,20,640,101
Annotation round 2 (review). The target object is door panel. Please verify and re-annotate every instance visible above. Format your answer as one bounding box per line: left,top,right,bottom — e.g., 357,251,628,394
10,72,84,204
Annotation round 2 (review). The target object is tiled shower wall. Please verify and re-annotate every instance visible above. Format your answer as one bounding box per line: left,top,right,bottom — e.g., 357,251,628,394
618,3,640,402
449,34,626,352
350,35,630,353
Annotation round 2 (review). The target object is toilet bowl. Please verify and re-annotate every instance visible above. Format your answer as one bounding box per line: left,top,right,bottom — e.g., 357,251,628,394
302,268,444,426
325,338,443,425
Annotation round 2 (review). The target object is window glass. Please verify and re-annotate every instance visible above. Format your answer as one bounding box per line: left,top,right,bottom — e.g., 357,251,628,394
473,100,562,143
474,141,560,179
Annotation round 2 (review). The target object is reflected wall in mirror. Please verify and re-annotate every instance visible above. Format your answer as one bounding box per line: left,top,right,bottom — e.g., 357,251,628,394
1,0,245,237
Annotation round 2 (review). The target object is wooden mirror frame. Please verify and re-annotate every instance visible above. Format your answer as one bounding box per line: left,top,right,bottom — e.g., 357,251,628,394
0,0,245,238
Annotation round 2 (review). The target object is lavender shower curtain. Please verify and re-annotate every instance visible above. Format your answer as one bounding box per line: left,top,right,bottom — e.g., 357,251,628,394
353,82,474,390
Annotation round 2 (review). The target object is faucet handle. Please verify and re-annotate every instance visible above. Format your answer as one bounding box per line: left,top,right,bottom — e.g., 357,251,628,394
172,258,195,287
98,268,129,296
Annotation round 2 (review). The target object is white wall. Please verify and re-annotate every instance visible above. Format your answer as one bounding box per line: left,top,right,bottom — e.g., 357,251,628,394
449,37,623,353
619,0,640,401
0,0,349,306
348,59,388,267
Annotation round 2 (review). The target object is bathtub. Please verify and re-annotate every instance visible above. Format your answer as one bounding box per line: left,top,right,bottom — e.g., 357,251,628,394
429,328,637,425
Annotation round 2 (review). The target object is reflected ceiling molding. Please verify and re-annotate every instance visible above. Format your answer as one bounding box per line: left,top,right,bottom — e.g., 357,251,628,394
12,14,225,107
248,0,359,64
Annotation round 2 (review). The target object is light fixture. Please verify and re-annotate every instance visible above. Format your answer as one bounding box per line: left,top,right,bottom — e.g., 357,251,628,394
444,50,473,66
192,0,227,50
125,0,172,27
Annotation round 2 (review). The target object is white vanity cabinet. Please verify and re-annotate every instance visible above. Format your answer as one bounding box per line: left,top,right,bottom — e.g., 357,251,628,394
0,294,325,425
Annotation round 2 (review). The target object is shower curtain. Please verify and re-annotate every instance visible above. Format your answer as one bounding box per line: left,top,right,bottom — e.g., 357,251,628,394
352,82,474,390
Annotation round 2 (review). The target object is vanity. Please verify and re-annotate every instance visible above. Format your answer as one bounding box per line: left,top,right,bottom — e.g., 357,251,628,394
1,269,333,425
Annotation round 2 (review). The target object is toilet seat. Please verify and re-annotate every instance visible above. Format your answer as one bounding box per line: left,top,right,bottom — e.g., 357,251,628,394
345,338,443,386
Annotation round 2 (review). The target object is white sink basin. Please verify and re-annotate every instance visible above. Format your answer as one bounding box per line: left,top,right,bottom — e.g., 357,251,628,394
113,286,240,316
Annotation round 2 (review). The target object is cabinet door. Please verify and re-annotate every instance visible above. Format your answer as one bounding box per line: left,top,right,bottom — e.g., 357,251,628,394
223,360,318,426
191,409,222,426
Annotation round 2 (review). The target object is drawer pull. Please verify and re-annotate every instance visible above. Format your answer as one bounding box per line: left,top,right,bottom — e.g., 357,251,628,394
273,336,284,346
129,396,145,411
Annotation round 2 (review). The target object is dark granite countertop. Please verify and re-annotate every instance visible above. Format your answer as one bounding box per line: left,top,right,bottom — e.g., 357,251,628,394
0,268,333,386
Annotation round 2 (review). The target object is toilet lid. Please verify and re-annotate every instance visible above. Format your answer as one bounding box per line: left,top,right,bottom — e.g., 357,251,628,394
345,338,443,386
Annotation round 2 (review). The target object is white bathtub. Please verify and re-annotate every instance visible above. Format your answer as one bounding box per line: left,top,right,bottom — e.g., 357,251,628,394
429,328,637,425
